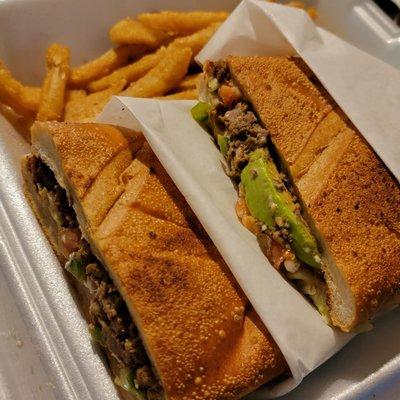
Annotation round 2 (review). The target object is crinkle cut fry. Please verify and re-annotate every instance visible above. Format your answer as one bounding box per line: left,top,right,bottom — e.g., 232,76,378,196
65,79,126,122
109,18,172,48
87,47,166,93
0,61,41,117
137,11,228,34
37,43,70,122
69,45,148,89
120,46,192,98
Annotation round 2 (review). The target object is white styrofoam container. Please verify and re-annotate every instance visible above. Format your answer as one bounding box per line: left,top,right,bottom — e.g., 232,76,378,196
315,0,400,69
0,1,399,400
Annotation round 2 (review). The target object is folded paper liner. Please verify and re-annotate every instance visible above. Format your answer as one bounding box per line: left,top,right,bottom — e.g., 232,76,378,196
98,1,400,397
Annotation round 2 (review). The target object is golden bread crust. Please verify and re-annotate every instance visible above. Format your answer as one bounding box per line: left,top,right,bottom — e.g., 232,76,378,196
81,148,132,230
94,145,286,399
227,56,333,164
33,121,130,199
24,124,286,399
308,135,400,329
291,109,351,180
227,55,400,330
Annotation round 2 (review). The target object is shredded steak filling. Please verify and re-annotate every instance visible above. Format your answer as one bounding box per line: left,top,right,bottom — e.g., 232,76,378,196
205,61,269,181
205,61,302,248
27,156,163,400
204,61,329,321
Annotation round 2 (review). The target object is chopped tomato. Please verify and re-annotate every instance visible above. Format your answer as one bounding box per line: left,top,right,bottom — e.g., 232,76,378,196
235,197,250,220
218,84,241,106
270,239,287,269
242,215,259,235
60,228,81,257
236,198,258,234
258,234,288,270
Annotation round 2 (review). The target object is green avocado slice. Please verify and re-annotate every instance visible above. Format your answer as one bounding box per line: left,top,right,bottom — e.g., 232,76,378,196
89,325,105,346
66,257,86,281
217,134,229,157
241,148,321,269
191,101,211,123
115,368,146,400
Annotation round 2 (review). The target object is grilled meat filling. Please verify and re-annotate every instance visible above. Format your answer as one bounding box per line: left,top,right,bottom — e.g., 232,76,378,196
205,61,269,181
29,156,78,229
202,61,330,322
210,102,269,180
27,156,163,400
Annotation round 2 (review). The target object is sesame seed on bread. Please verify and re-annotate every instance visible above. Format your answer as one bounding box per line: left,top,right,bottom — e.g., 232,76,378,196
24,122,287,399
228,55,400,331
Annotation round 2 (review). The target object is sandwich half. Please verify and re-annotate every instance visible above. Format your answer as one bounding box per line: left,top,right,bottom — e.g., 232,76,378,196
194,56,400,332
22,121,286,400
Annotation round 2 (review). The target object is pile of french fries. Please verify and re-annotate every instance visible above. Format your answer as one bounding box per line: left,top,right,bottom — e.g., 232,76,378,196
0,3,316,126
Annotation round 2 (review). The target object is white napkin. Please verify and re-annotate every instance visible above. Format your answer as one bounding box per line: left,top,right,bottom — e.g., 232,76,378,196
98,1,400,396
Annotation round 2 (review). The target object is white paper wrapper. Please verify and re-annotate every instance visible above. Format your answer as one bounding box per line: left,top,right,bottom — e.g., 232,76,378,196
98,1,400,396
197,0,400,182
98,97,351,397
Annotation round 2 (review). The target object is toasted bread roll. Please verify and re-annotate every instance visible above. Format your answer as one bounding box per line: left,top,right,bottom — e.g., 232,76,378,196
224,56,400,331
23,121,286,399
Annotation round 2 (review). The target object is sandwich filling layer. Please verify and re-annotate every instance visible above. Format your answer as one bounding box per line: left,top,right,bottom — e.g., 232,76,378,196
27,155,163,400
194,61,330,322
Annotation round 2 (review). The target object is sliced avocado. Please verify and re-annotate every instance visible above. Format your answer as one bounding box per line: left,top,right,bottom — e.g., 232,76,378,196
66,257,86,281
115,368,146,400
241,148,321,269
191,101,211,123
217,134,229,157
89,325,105,346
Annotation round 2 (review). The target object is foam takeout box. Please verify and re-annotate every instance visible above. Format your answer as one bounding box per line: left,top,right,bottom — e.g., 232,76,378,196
0,1,399,399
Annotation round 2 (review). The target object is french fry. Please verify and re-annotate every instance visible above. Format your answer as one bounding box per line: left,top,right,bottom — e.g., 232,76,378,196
170,23,221,59
63,89,88,120
137,11,228,35
65,79,126,122
0,61,41,117
91,22,215,93
307,7,318,20
174,73,201,91
286,1,306,9
1,10,229,124
120,46,192,98
65,89,87,102
109,18,172,47
285,1,318,19
37,43,70,121
69,45,147,89
24,87,42,106
87,47,167,93
158,88,198,100
0,103,34,141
